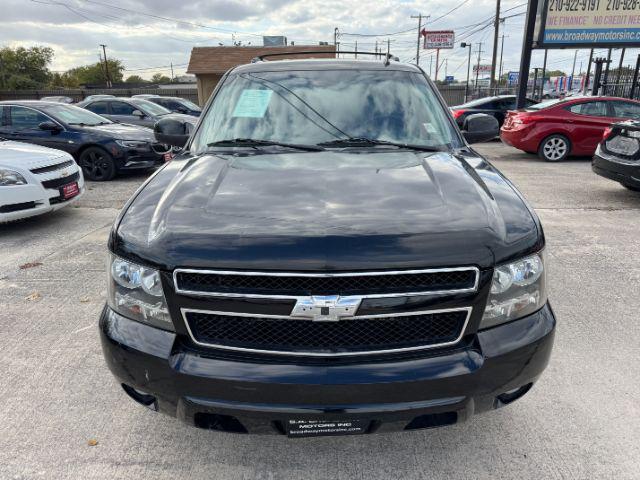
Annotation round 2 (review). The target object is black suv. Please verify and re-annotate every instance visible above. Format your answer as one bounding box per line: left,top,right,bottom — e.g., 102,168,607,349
101,56,555,436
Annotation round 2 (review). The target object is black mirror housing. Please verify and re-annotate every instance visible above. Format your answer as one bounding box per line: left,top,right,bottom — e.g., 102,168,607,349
38,121,61,132
154,116,194,148
462,113,500,144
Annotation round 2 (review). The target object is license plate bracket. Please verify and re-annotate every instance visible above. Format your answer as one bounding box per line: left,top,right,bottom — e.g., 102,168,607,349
285,419,369,438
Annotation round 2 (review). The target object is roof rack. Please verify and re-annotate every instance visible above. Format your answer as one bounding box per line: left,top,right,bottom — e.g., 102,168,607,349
251,51,399,66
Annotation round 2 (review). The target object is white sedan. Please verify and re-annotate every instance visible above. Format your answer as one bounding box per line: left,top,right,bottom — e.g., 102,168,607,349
0,140,85,223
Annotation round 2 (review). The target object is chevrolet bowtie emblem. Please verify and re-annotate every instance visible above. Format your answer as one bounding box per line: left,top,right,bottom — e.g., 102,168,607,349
291,295,362,321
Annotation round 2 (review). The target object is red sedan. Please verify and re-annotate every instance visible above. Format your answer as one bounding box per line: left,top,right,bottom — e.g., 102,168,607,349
500,96,640,161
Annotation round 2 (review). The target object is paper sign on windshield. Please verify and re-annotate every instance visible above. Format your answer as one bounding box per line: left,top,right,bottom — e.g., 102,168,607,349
232,89,273,118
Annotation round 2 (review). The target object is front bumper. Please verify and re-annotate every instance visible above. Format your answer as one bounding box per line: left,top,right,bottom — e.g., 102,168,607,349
593,150,640,189
100,303,555,435
0,176,85,223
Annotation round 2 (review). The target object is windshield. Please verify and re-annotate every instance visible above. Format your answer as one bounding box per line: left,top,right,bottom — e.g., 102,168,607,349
42,104,113,125
178,98,201,111
131,99,171,116
191,70,460,153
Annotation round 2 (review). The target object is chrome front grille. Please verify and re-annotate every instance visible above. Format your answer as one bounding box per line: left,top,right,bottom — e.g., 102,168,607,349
174,267,479,298
173,267,479,357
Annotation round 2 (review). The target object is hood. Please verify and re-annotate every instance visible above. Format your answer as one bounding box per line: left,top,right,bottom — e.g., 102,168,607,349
79,123,156,141
0,140,69,169
114,150,540,271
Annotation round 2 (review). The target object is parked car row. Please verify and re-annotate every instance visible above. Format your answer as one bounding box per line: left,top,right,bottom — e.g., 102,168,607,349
496,95,640,191
39,93,202,116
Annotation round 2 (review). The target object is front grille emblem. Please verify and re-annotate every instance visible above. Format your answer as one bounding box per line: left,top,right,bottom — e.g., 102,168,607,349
291,295,362,321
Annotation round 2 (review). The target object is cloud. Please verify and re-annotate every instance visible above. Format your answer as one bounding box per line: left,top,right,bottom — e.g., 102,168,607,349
0,0,593,79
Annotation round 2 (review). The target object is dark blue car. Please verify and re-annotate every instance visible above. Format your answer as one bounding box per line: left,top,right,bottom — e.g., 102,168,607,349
0,101,165,181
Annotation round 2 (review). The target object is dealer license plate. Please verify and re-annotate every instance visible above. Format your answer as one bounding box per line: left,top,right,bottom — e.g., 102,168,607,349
61,182,80,200
286,419,369,438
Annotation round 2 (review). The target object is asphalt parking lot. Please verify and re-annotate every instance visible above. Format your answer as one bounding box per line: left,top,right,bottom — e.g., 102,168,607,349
1,142,639,480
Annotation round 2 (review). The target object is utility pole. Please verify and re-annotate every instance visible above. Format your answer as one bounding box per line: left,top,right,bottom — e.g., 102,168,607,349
498,34,508,87
474,42,484,88
170,62,174,82
430,55,433,77
355,41,358,59
411,14,428,66
100,44,111,88
444,58,448,79
334,28,339,59
490,0,501,90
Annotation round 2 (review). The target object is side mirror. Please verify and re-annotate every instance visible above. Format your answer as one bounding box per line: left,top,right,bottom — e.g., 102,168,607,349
154,116,194,148
462,113,500,144
38,121,62,133
132,109,145,118
176,106,188,114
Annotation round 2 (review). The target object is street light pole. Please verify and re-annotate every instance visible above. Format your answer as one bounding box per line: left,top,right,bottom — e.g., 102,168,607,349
461,42,472,102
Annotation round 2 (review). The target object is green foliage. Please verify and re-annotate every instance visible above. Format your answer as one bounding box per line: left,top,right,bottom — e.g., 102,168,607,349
151,73,171,84
63,59,124,86
125,75,148,84
0,46,54,90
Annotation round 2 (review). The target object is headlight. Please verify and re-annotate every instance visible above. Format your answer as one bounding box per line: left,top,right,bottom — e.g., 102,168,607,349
0,168,27,186
115,140,149,149
481,252,547,329
107,254,174,331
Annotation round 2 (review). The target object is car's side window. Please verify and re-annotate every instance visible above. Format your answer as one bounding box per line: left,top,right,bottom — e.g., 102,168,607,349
110,101,137,115
85,101,108,114
610,101,640,120
500,99,517,110
0,106,7,126
568,101,608,117
9,106,50,130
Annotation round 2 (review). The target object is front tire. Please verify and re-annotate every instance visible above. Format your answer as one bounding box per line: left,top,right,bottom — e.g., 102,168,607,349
78,147,116,181
538,134,570,162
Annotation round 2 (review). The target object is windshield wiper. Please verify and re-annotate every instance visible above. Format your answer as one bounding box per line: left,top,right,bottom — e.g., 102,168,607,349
207,138,324,152
318,137,442,152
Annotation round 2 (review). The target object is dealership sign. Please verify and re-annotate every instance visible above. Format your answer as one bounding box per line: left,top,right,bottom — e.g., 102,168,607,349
473,64,492,74
422,30,455,49
537,0,640,47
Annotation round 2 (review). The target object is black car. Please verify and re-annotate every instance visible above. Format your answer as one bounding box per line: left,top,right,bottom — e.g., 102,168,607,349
0,101,165,181
142,95,202,117
77,97,197,128
451,95,538,128
101,57,555,436
593,120,640,191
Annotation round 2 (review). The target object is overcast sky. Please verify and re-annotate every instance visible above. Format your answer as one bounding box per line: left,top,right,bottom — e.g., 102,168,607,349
0,0,627,80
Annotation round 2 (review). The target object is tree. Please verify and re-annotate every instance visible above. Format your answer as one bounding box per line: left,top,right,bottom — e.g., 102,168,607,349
125,75,148,84
0,46,54,90
151,73,171,84
63,59,125,86
543,70,567,78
